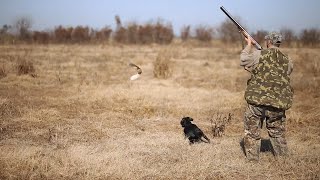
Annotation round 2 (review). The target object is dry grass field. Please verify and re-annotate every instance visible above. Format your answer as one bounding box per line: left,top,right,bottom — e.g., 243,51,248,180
0,42,319,179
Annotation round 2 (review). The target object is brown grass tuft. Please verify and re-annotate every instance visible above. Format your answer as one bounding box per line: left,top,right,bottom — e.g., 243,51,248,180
0,64,7,78
210,112,233,137
153,50,173,79
0,99,21,119
15,50,36,77
16,59,35,76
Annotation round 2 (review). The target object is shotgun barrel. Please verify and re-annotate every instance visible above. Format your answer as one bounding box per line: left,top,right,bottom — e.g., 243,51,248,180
220,6,263,50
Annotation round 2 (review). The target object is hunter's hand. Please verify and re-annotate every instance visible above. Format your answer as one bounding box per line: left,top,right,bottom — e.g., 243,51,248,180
244,36,256,47
245,36,252,46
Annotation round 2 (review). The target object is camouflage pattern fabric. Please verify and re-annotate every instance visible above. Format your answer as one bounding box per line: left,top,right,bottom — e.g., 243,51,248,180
265,31,282,45
243,104,288,161
245,48,293,110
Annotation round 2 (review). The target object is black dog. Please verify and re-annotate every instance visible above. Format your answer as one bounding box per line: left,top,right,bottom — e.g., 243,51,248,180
180,117,210,144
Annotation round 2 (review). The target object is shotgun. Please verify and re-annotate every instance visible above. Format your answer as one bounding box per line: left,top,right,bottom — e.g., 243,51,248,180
220,6,263,50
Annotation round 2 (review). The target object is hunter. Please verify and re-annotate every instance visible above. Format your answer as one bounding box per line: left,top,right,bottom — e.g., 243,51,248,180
240,31,294,162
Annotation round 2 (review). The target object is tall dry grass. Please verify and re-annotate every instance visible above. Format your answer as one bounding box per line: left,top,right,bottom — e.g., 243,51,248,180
0,44,319,179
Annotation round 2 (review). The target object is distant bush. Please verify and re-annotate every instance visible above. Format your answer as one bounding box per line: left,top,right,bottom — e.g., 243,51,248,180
71,26,90,43
138,24,154,44
252,30,268,45
113,16,173,44
218,18,241,43
114,27,127,44
195,25,214,42
3,16,320,47
127,23,139,44
299,28,320,47
152,20,174,44
15,17,32,42
32,31,50,44
54,26,73,43
0,24,16,44
280,28,296,47
181,25,191,41
95,26,112,42
113,15,127,43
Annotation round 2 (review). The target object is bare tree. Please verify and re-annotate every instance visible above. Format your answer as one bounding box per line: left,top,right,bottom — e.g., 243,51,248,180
0,24,11,34
32,31,50,44
0,25,15,44
218,18,242,44
280,28,296,47
15,17,32,41
138,24,153,44
113,15,127,43
115,15,122,30
54,26,74,43
71,26,90,43
153,20,174,44
127,22,139,44
299,28,320,47
95,26,112,42
195,25,214,42
252,30,268,45
181,25,191,41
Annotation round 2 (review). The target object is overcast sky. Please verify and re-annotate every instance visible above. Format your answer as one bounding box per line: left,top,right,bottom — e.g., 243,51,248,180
1,0,319,34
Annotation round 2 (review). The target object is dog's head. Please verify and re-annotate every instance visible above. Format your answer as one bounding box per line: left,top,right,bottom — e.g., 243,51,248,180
180,117,193,127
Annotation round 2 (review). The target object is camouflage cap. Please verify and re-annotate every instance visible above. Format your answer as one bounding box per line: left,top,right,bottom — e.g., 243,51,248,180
265,31,282,44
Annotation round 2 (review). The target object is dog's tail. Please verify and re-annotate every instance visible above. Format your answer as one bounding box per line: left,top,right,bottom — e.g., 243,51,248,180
201,134,211,143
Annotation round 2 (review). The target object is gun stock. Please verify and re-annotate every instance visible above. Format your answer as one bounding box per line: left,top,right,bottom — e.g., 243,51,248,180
220,6,263,50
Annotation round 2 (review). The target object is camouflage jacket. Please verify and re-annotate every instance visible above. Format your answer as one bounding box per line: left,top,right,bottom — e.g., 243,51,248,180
240,45,293,74
240,46,294,110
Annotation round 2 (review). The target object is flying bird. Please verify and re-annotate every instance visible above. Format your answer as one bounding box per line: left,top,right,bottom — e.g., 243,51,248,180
129,63,142,80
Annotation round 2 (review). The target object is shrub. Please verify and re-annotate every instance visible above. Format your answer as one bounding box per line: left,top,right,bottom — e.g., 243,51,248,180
127,23,139,44
71,26,90,43
0,100,21,118
32,31,50,44
153,50,173,79
54,26,73,43
138,24,154,44
113,15,127,43
195,25,214,42
95,26,112,43
153,20,174,44
114,27,127,43
17,59,35,76
218,18,241,43
252,30,268,45
280,28,296,47
210,113,233,137
15,17,32,42
16,50,36,77
299,28,320,47
181,25,191,41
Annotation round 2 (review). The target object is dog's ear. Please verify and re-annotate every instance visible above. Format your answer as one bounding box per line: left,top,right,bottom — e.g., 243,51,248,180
180,118,186,127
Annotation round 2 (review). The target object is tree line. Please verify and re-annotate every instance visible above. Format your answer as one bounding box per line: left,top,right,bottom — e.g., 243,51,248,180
0,16,319,47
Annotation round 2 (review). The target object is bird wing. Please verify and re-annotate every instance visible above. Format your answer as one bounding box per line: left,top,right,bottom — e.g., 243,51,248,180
128,63,142,80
